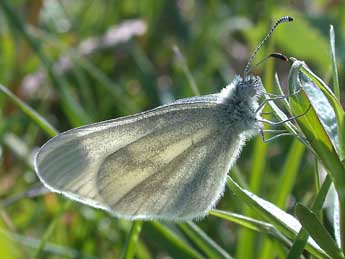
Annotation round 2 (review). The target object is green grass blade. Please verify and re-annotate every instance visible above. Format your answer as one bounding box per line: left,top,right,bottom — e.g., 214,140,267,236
289,61,345,250
334,189,342,248
230,165,249,189
0,84,58,137
329,25,340,99
0,0,90,127
273,73,291,109
287,175,332,259
288,61,345,191
2,133,34,168
210,210,291,247
0,226,96,258
135,240,152,259
0,61,70,259
274,140,305,208
28,23,142,114
75,58,137,114
300,63,345,163
258,139,305,258
120,220,143,259
173,45,200,96
34,200,73,259
236,138,266,259
287,230,310,259
227,177,328,258
178,222,232,259
210,210,271,233
296,204,345,259
145,222,203,259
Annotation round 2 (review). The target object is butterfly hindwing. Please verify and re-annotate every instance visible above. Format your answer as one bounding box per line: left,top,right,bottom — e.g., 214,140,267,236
35,98,244,220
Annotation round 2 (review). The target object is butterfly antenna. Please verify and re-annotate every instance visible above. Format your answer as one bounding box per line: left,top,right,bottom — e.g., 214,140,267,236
243,16,293,77
246,52,288,74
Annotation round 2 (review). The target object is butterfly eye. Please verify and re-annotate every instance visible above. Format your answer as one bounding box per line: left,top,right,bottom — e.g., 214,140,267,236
237,82,257,98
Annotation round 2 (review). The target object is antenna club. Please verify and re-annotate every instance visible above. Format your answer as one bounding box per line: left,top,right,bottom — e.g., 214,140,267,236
278,16,294,23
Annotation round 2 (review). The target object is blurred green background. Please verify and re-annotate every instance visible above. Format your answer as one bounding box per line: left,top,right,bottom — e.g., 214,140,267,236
0,0,344,258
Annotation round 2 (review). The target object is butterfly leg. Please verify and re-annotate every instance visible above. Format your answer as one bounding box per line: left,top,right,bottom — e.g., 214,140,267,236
257,104,311,126
263,86,302,98
259,128,293,142
255,87,303,114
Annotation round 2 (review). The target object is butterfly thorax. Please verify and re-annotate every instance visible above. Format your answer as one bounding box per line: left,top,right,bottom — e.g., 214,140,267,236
219,75,264,137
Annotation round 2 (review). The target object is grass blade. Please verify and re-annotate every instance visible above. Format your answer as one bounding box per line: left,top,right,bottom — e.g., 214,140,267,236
227,177,328,258
210,210,291,248
34,201,72,259
145,222,203,259
0,0,90,127
120,220,143,259
178,222,232,259
296,204,344,259
0,84,57,137
329,25,340,99
259,139,305,258
173,45,200,96
287,175,332,259
300,63,345,162
288,61,345,190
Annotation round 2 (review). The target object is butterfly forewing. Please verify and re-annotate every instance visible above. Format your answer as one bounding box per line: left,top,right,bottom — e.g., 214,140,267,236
35,98,245,220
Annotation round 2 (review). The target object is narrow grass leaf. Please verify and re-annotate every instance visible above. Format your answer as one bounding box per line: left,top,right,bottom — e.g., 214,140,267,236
2,133,34,168
178,222,232,259
173,45,200,96
227,177,328,258
135,240,152,259
274,140,304,209
329,25,340,99
120,220,143,259
28,25,140,114
0,226,96,259
334,190,341,248
259,139,304,258
301,68,344,159
299,62,345,163
288,61,345,191
34,201,72,259
145,222,203,259
288,61,345,252
287,175,332,259
0,82,71,258
296,204,345,259
0,84,57,137
75,58,137,114
0,0,90,127
209,210,291,247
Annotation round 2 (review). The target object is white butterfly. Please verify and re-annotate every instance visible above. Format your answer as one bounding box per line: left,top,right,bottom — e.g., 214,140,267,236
34,16,293,221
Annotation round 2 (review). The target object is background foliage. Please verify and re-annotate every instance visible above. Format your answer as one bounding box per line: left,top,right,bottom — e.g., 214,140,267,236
0,0,344,258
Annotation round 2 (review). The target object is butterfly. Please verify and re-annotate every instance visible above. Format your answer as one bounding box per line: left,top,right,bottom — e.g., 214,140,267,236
35,16,293,221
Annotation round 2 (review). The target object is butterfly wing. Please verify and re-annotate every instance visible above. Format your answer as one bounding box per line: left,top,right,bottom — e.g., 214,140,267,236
35,97,245,220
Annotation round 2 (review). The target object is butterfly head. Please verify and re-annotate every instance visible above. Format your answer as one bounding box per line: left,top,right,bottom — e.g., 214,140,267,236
219,75,263,104
236,75,263,100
